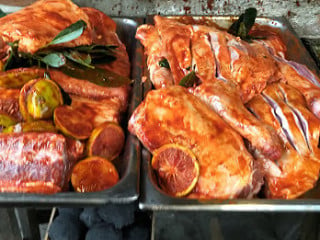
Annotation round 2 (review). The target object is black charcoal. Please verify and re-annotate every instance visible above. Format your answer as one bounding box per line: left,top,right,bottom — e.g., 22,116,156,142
124,223,150,240
85,223,122,240
58,208,82,217
80,208,103,228
48,214,83,240
97,203,137,229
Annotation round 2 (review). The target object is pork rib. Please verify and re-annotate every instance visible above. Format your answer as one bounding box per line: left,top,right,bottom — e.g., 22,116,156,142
0,0,93,53
129,86,261,199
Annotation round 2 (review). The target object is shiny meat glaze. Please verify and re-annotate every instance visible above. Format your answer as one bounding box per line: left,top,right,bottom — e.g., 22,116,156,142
247,83,320,199
82,7,131,78
191,81,283,161
134,16,320,199
0,0,93,53
154,16,193,85
0,88,21,121
0,133,67,194
48,70,130,112
70,95,122,127
129,86,261,199
136,25,174,88
137,16,280,103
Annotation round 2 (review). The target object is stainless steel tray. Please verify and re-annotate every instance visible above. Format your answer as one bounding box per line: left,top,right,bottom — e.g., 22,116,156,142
0,17,143,207
139,16,320,212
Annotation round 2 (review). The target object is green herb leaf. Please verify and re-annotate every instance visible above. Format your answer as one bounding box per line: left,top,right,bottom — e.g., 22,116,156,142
158,59,170,69
179,71,197,88
46,20,87,47
60,61,132,88
228,8,257,41
63,51,94,69
41,53,66,68
0,9,6,18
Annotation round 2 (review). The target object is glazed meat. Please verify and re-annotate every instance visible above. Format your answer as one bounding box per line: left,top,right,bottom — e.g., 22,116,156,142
0,133,69,193
129,86,261,199
0,0,93,53
70,95,122,127
134,15,320,199
154,16,193,85
137,16,280,103
0,0,130,194
136,25,174,88
247,83,320,199
191,81,283,161
48,70,130,111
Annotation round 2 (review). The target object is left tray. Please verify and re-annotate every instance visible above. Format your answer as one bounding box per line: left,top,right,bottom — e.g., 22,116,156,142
0,17,143,207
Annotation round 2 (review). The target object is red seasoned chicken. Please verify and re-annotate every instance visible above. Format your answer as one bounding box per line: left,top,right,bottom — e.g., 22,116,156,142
247,83,320,199
129,86,262,199
134,15,320,199
136,25,174,88
191,80,283,161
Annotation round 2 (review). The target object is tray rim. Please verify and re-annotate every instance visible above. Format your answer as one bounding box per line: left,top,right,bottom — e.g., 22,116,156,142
139,15,320,212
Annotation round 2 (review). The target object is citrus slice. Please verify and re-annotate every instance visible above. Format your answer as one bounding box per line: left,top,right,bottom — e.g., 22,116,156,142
54,105,93,140
87,122,125,161
151,144,200,197
71,156,119,192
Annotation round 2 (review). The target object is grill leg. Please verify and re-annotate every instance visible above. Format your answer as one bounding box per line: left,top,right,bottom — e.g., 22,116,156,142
13,208,40,240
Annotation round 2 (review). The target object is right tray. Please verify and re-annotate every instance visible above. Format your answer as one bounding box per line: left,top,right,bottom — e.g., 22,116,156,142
139,16,320,212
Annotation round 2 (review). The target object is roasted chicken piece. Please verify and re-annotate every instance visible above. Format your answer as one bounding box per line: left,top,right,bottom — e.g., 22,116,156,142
191,80,283,161
136,25,174,88
137,17,280,103
154,16,193,85
275,57,320,119
191,25,216,83
129,86,262,199
247,83,320,199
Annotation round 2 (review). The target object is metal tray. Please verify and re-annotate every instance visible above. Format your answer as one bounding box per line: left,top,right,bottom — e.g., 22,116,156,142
139,16,320,212
0,17,143,207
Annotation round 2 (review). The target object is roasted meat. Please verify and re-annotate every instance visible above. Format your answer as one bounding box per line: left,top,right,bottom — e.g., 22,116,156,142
0,133,83,194
136,25,174,88
0,0,93,54
191,81,283,161
70,95,122,127
0,0,129,194
134,15,320,199
129,86,262,199
247,83,320,199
